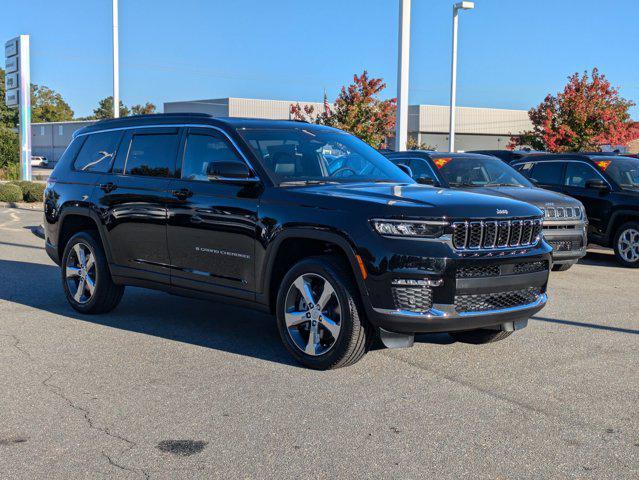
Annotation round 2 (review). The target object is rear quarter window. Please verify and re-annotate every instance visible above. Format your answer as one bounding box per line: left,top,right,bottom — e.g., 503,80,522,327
73,131,123,173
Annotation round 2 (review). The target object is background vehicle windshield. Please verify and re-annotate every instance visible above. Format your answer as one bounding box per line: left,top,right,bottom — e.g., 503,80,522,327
434,155,534,188
601,157,639,191
238,127,413,185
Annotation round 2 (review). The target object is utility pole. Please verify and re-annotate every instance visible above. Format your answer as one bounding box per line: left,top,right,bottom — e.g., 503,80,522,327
112,0,120,118
395,0,411,152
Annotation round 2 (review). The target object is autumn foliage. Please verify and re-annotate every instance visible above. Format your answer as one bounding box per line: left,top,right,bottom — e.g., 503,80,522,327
511,68,638,152
290,71,396,148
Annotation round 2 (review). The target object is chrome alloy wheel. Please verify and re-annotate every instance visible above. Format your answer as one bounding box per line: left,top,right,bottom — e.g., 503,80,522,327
284,273,342,356
65,243,96,304
618,228,639,263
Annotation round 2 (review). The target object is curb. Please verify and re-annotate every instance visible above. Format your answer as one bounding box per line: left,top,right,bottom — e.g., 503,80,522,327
0,201,43,210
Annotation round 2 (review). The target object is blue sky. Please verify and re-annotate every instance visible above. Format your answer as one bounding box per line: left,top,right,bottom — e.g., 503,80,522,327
3,0,638,118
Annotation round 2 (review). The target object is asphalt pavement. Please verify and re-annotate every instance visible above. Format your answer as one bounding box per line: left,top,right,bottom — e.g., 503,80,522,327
0,206,637,479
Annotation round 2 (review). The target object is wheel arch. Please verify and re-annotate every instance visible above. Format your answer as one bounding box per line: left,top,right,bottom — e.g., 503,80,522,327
606,209,639,246
57,206,112,264
259,228,369,313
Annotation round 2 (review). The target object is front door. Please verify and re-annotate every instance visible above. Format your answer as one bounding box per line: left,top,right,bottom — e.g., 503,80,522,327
167,127,261,299
97,127,181,285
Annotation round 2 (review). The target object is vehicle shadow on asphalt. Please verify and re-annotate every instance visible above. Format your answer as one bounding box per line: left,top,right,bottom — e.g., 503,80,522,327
531,316,639,335
0,259,302,368
579,250,620,268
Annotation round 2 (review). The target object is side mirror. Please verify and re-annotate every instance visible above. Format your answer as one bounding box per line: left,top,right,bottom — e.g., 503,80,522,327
207,161,254,180
416,176,435,186
396,163,413,178
585,179,609,191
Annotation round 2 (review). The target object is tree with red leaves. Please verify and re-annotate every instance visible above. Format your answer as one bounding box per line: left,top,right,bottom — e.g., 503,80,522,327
290,71,396,147
511,68,637,152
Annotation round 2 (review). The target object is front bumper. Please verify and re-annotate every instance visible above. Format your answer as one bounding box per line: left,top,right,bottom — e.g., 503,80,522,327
543,221,588,264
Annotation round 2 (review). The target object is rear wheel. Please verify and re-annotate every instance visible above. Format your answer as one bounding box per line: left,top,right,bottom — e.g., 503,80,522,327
61,231,124,314
552,263,573,272
449,329,513,344
276,256,372,370
614,222,639,268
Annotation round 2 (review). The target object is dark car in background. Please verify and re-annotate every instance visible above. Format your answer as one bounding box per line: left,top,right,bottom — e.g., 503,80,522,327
384,151,587,271
469,150,545,164
512,154,639,267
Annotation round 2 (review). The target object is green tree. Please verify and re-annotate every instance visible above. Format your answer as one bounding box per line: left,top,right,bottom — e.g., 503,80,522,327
93,96,130,119
0,68,19,128
31,84,74,123
0,127,20,179
131,102,157,115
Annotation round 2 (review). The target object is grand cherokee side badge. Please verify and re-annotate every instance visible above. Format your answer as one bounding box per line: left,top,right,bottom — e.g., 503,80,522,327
497,209,509,215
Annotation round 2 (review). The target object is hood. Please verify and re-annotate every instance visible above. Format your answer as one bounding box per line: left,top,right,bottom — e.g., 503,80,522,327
287,182,542,220
455,186,581,209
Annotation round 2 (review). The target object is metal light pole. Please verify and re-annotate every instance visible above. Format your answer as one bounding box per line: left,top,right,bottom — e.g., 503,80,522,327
112,0,120,118
395,0,411,152
448,1,474,152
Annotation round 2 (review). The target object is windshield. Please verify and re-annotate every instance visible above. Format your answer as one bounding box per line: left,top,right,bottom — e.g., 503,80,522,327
238,127,413,185
597,157,639,191
433,155,534,188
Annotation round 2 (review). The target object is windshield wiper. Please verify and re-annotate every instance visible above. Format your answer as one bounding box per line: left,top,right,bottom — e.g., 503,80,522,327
448,182,476,187
484,182,524,187
279,180,338,187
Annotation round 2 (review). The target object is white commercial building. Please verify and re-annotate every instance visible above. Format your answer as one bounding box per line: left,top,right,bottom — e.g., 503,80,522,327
164,97,533,151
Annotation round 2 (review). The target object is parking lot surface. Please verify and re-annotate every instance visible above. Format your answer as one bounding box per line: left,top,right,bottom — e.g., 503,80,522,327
0,207,638,479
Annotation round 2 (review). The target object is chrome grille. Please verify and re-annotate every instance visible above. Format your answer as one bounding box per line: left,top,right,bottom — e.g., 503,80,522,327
452,218,542,250
541,206,582,220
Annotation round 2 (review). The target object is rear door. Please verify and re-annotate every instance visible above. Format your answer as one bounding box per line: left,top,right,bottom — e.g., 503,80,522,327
97,127,181,285
167,127,261,299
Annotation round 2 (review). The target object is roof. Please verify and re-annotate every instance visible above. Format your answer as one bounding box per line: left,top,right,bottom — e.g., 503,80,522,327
386,151,496,160
74,113,336,137
510,153,620,164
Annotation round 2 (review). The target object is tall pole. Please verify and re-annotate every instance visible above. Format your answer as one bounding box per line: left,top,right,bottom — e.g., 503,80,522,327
112,0,120,118
18,36,32,180
395,0,411,152
448,6,459,152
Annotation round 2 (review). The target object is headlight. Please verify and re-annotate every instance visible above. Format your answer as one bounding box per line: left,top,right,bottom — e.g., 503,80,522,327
371,219,448,238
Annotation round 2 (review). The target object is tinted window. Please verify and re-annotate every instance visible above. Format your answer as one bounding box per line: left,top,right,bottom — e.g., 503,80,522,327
73,131,122,172
394,158,438,184
124,133,179,177
434,155,532,187
181,133,245,181
530,162,564,186
565,162,601,188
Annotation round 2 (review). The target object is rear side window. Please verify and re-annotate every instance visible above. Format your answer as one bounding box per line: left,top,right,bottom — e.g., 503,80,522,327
73,131,123,172
124,133,179,177
530,162,564,186
181,133,245,181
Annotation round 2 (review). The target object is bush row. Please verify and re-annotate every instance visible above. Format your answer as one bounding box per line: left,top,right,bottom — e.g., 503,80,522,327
0,181,46,203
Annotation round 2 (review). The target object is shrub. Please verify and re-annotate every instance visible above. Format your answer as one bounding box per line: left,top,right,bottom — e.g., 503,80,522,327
0,183,23,203
0,162,20,180
9,180,46,202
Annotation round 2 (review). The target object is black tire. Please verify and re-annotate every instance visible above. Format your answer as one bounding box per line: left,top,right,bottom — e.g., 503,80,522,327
61,231,124,314
613,221,639,268
449,329,513,345
276,255,372,370
552,263,573,272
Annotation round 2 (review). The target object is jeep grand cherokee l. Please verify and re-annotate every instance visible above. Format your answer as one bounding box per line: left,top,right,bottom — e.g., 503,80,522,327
513,154,639,267
384,151,587,271
43,114,551,369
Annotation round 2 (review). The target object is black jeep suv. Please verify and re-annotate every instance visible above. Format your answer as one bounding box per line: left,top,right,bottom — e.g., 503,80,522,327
512,154,639,267
43,114,551,369
384,151,587,271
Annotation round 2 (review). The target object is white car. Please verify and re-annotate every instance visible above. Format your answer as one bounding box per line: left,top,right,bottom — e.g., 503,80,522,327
31,156,49,167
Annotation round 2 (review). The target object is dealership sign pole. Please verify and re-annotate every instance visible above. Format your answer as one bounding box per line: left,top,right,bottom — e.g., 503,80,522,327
5,35,32,181
395,0,410,152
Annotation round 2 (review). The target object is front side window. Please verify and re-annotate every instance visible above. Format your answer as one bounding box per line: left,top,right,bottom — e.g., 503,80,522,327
432,155,533,188
565,162,601,188
238,127,412,185
530,162,564,186
124,133,179,177
596,157,639,191
73,131,122,173
181,133,246,181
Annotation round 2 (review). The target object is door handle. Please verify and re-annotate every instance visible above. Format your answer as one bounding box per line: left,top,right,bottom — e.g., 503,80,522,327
99,182,117,193
172,188,193,200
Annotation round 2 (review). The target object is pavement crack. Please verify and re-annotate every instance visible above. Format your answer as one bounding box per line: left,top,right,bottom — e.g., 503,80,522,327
43,373,149,479
0,333,34,361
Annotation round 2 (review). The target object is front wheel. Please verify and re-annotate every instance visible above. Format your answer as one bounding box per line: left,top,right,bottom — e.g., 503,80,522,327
614,222,639,268
276,256,372,370
449,329,513,344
